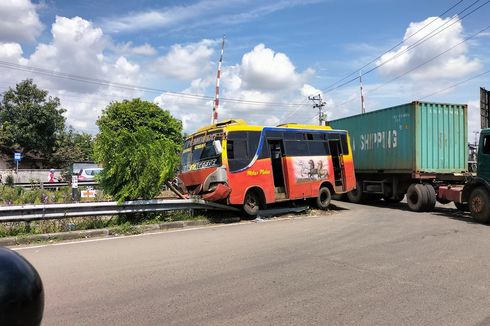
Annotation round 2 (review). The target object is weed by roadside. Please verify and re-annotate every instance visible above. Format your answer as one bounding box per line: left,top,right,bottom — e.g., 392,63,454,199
0,210,207,238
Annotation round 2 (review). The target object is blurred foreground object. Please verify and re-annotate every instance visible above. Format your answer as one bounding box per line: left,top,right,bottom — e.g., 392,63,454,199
0,247,44,326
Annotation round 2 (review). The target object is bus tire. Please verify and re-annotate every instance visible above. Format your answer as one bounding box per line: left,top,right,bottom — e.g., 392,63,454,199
469,187,490,224
347,181,363,203
316,187,332,210
406,184,429,212
423,184,436,211
243,190,260,217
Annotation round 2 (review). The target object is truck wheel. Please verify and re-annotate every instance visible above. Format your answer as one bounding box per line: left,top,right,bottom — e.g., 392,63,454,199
347,181,364,203
423,184,436,211
243,190,260,217
469,187,490,224
406,184,429,212
316,187,332,210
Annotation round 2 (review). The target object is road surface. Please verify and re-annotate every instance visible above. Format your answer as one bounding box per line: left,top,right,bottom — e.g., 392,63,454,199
16,201,490,325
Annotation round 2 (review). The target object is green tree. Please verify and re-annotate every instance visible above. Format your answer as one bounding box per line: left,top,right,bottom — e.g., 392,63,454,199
94,99,182,202
0,79,66,159
51,128,94,168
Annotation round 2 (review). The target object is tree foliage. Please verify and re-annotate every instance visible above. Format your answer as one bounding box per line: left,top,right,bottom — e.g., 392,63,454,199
51,128,94,168
0,79,66,157
94,99,182,202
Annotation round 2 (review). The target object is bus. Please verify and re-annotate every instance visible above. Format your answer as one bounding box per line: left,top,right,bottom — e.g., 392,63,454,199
177,119,356,215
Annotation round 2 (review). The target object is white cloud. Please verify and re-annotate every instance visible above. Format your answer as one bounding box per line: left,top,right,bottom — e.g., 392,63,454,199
102,0,320,34
116,42,157,56
154,43,317,132
377,16,481,81
0,0,43,43
154,40,216,80
240,44,313,91
0,16,143,134
154,78,214,131
0,43,27,64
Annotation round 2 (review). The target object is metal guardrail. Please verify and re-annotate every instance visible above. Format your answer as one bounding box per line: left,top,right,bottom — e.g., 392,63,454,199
12,181,98,189
0,199,240,222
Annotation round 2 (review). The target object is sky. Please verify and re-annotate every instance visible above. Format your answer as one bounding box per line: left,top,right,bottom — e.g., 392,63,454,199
0,0,488,141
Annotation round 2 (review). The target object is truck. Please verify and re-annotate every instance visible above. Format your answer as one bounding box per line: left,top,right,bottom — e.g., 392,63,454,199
438,128,490,223
329,101,471,214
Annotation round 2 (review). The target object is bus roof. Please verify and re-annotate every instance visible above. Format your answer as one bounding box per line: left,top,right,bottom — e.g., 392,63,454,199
194,119,333,135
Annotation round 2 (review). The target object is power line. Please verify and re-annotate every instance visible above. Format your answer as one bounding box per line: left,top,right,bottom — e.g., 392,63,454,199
366,24,490,96
0,60,311,107
279,0,477,124
303,69,490,124
363,0,489,76
417,69,490,100
320,0,488,95
320,0,466,93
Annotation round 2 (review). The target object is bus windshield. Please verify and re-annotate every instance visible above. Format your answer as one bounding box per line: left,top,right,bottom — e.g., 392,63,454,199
181,130,223,172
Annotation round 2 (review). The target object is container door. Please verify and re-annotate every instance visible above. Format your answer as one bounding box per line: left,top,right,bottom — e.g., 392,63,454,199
268,140,288,199
329,140,345,191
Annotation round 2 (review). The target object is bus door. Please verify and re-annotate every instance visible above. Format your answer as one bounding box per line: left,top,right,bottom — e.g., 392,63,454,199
268,140,288,199
328,139,345,192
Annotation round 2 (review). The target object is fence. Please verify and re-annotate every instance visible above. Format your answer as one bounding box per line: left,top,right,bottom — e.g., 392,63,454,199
0,169,63,184
0,198,240,222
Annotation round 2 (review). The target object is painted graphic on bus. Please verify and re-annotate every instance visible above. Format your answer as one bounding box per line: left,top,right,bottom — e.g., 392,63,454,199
292,156,329,182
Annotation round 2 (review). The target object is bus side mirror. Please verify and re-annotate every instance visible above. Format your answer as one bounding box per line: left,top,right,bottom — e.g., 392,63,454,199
213,140,222,155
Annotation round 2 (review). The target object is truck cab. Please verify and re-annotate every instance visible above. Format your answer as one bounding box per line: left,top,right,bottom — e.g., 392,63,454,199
477,129,490,181
462,128,490,223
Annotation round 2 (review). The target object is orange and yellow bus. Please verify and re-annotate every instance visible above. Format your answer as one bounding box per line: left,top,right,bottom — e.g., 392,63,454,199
177,119,356,215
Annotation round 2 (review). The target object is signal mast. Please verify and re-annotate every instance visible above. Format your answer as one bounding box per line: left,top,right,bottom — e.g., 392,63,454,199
211,35,225,124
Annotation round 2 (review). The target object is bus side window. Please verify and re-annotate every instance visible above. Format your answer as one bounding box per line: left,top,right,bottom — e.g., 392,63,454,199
227,132,250,171
308,141,329,156
227,141,234,159
340,133,349,155
248,132,261,158
284,141,309,156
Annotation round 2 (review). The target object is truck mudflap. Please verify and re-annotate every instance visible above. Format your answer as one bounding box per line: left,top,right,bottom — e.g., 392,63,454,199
438,185,465,203
202,183,232,202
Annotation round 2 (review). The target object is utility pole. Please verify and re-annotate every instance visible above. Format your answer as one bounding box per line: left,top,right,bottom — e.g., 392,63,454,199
308,94,326,126
359,70,366,114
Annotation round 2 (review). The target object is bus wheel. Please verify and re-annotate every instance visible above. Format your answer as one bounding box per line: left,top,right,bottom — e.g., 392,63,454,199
316,187,332,210
243,190,260,217
406,184,429,212
423,184,436,211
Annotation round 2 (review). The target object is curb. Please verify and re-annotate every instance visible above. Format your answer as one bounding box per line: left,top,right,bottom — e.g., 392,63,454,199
0,219,211,247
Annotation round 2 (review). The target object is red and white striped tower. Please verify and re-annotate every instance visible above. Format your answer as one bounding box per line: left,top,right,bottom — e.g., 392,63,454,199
211,35,225,124
359,70,366,114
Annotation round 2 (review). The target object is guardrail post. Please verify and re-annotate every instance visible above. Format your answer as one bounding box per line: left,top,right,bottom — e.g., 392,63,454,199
24,221,31,233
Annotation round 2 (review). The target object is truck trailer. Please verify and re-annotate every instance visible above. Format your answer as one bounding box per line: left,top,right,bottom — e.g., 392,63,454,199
329,101,469,213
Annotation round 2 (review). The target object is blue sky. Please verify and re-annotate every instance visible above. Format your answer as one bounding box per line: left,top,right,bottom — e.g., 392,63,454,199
0,0,488,137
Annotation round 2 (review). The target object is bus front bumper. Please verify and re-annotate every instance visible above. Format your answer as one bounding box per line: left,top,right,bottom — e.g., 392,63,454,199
202,183,232,202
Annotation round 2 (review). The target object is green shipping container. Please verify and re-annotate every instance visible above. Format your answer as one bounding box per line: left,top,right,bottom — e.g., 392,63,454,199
329,101,468,174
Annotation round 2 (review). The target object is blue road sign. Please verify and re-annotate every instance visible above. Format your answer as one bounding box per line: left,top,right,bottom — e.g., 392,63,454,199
14,153,21,161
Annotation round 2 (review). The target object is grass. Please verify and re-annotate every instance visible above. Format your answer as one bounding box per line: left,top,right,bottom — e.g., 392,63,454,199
0,185,112,205
0,210,207,238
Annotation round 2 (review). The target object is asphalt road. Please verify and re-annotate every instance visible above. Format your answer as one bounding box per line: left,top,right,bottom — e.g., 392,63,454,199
16,201,490,326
